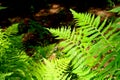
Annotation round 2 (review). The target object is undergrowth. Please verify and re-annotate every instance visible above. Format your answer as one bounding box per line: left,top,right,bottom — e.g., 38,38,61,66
0,8,120,80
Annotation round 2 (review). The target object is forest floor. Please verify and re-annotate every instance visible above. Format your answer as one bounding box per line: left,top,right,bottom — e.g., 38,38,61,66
0,3,120,30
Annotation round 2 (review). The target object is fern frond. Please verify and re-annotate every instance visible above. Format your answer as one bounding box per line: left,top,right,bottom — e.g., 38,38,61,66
49,9,120,79
109,6,120,14
1,8,120,80
35,58,71,80
0,29,40,80
68,9,120,79
0,72,13,80
4,23,19,36
49,26,71,39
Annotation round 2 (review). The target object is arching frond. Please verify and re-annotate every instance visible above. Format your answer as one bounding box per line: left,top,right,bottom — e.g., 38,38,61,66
47,9,120,80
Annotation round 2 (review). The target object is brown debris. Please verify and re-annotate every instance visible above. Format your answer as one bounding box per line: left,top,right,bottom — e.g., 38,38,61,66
88,8,116,21
33,3,73,27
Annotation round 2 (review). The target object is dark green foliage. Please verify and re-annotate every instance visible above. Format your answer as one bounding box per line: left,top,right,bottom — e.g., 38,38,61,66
0,6,7,10
16,19,59,57
0,29,29,79
18,19,58,47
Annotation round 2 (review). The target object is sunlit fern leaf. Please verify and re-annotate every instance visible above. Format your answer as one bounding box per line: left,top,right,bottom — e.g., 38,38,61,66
0,29,40,80
112,17,120,27
0,72,13,80
109,6,120,14
35,58,71,80
47,9,120,79
49,26,71,39
69,9,120,79
5,23,19,36
1,8,120,80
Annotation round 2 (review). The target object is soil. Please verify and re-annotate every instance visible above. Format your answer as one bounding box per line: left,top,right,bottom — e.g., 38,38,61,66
0,2,119,29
